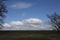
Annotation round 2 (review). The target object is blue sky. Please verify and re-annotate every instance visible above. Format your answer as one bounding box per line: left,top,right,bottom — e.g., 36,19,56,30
4,0,60,23
2,0,60,30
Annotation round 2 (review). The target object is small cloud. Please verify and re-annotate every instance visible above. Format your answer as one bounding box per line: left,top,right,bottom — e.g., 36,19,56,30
10,2,32,9
22,13,26,17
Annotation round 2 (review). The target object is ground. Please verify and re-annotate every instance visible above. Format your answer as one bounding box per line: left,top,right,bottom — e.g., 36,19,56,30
0,30,60,40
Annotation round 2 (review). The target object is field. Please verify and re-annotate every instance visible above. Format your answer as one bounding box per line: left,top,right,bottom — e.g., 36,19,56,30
0,30,60,40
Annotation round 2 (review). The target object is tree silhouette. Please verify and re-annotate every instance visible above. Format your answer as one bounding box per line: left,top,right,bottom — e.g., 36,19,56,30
47,12,60,31
0,0,7,29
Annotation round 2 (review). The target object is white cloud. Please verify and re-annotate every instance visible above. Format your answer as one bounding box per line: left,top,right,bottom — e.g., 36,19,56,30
23,18,43,23
2,18,53,30
10,21,24,26
10,2,32,9
3,23,11,27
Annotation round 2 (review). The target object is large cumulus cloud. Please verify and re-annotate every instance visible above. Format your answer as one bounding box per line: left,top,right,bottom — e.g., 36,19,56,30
2,18,53,30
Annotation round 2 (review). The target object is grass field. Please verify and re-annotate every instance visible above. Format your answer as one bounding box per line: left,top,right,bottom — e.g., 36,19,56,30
0,30,60,40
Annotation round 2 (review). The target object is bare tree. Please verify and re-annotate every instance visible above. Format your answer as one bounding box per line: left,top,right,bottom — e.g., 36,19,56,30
47,12,60,31
0,0,7,29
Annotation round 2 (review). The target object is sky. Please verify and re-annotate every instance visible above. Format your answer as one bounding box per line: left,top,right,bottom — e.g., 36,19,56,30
2,0,60,30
